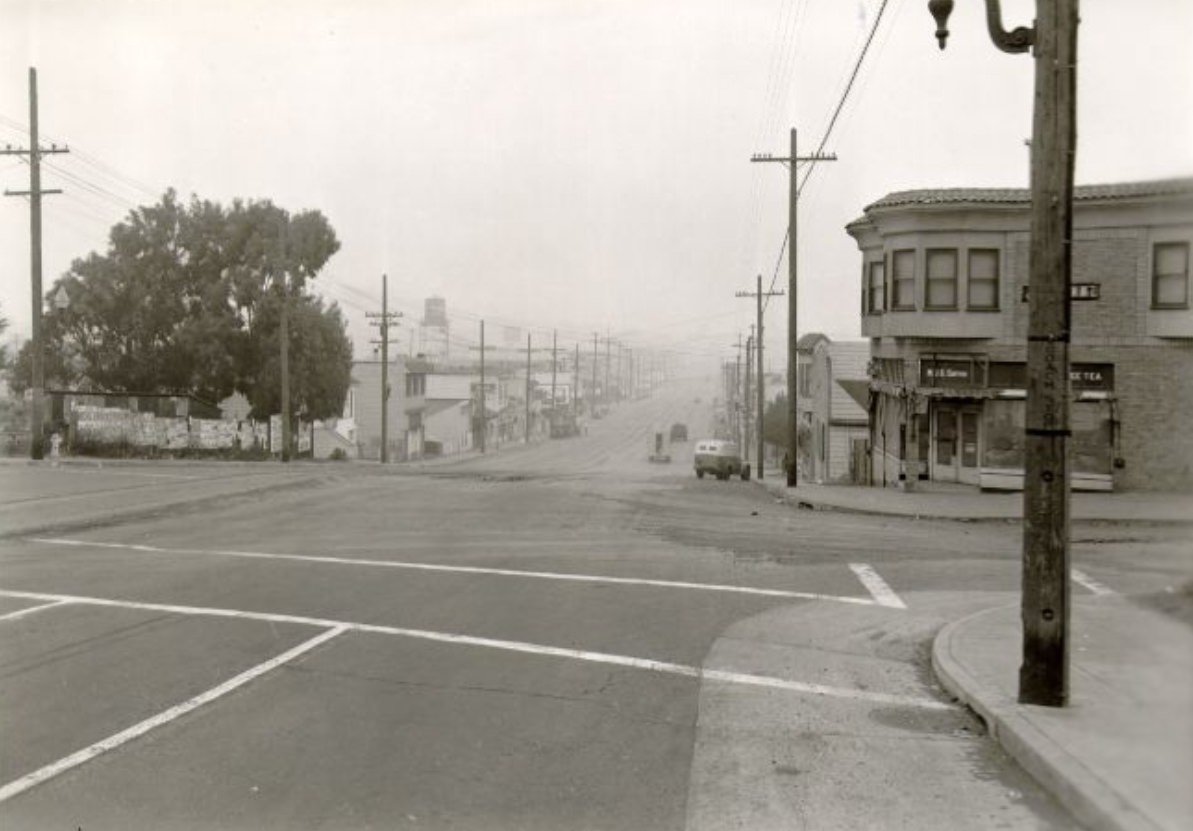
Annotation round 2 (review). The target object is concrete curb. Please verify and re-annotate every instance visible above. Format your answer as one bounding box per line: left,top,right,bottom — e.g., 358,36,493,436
0,474,319,540
931,605,1163,831
752,479,1193,527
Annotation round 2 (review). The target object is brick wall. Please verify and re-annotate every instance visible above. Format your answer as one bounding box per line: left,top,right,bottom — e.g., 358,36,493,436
1110,343,1193,490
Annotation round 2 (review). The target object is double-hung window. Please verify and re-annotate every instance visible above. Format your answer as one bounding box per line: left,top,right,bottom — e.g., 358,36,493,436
925,249,958,309
891,250,916,310
1153,242,1189,309
867,260,885,314
967,249,1000,310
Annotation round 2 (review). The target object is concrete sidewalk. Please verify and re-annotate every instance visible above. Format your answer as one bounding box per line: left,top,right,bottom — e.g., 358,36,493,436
752,476,1193,524
753,475,1193,830
934,599,1193,831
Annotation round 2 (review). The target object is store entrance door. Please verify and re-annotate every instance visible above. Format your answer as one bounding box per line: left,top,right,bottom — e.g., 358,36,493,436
932,403,981,485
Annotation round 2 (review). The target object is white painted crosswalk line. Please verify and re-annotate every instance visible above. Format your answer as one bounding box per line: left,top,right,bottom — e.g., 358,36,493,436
0,625,346,804
0,588,950,715
848,563,907,609
0,600,68,622
30,537,879,607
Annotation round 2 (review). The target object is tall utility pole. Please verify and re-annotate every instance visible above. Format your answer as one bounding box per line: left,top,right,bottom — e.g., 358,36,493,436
275,217,293,463
734,335,743,449
615,341,623,402
1020,0,1078,708
525,333,533,444
550,330,558,423
469,321,495,453
744,333,754,463
366,274,402,463
928,0,1077,707
604,334,612,409
752,128,836,486
574,342,581,417
736,275,784,478
2,68,69,461
591,333,599,414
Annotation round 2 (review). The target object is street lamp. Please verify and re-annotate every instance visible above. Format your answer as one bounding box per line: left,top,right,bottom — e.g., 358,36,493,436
925,0,1078,708
928,0,1035,53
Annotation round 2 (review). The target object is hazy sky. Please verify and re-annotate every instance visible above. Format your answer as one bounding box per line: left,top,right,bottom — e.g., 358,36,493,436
3,0,1191,371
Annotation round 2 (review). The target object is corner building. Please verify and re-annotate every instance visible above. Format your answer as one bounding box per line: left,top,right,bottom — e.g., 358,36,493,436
847,179,1193,491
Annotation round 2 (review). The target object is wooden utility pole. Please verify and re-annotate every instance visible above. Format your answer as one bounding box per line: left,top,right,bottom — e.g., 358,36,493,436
574,342,581,417
752,128,836,486
550,330,558,423
735,334,743,449
744,333,753,463
525,333,532,444
478,321,488,452
1020,0,1079,707
366,274,401,463
736,275,783,478
604,334,612,409
276,216,293,463
928,0,1077,707
591,333,599,414
2,68,68,461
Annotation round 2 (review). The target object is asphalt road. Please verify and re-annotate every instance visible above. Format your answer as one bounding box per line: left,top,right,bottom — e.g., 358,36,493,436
1,381,1183,829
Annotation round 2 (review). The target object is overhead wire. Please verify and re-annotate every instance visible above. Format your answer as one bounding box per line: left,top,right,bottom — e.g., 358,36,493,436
760,0,893,316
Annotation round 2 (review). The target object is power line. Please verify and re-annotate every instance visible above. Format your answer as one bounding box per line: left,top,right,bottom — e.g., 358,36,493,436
798,0,891,198
758,0,892,314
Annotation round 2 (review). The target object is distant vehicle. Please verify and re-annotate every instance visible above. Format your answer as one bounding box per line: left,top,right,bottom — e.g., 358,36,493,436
649,428,671,463
669,422,688,442
694,439,750,481
550,412,581,438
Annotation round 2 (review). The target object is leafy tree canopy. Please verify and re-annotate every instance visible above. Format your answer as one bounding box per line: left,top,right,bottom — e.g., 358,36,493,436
11,191,350,420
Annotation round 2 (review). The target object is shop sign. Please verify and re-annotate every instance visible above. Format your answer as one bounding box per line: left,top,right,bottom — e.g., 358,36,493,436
919,358,984,387
987,362,1114,391
1020,283,1101,302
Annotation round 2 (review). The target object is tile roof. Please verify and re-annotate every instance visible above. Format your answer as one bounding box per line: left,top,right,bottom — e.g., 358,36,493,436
862,177,1193,213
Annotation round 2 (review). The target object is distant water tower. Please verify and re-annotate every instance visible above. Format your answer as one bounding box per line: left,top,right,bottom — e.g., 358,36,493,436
424,297,447,328
419,297,450,361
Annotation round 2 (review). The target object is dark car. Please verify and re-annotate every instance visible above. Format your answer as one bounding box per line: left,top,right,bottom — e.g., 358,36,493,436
669,422,688,442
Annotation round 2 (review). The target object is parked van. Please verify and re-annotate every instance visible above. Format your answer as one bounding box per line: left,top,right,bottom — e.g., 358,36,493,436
694,439,750,481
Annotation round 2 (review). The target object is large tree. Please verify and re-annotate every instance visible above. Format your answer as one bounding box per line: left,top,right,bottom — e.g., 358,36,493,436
14,191,350,416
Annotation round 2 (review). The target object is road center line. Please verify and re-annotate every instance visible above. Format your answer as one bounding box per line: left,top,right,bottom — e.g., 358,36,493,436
0,599,69,622
0,625,345,805
0,588,950,714
848,563,907,609
1071,568,1115,596
30,537,879,607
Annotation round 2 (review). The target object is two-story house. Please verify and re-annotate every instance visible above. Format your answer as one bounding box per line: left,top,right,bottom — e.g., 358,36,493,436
348,355,428,461
847,178,1193,491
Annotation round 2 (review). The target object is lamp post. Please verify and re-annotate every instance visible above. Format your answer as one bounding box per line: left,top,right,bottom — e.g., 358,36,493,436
928,0,1078,707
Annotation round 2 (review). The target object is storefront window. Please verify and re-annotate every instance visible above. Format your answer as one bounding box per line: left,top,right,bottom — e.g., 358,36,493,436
1072,402,1112,475
983,399,1024,471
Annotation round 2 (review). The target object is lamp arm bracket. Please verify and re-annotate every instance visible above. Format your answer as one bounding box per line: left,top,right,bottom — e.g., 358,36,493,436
985,0,1034,54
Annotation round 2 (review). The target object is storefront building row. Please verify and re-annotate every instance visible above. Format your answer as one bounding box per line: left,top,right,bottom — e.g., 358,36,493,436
847,179,1193,491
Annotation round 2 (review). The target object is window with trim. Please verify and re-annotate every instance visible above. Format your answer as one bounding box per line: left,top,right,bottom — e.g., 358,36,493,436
891,250,915,309
968,249,1000,310
867,260,885,314
1153,242,1189,309
925,249,958,309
